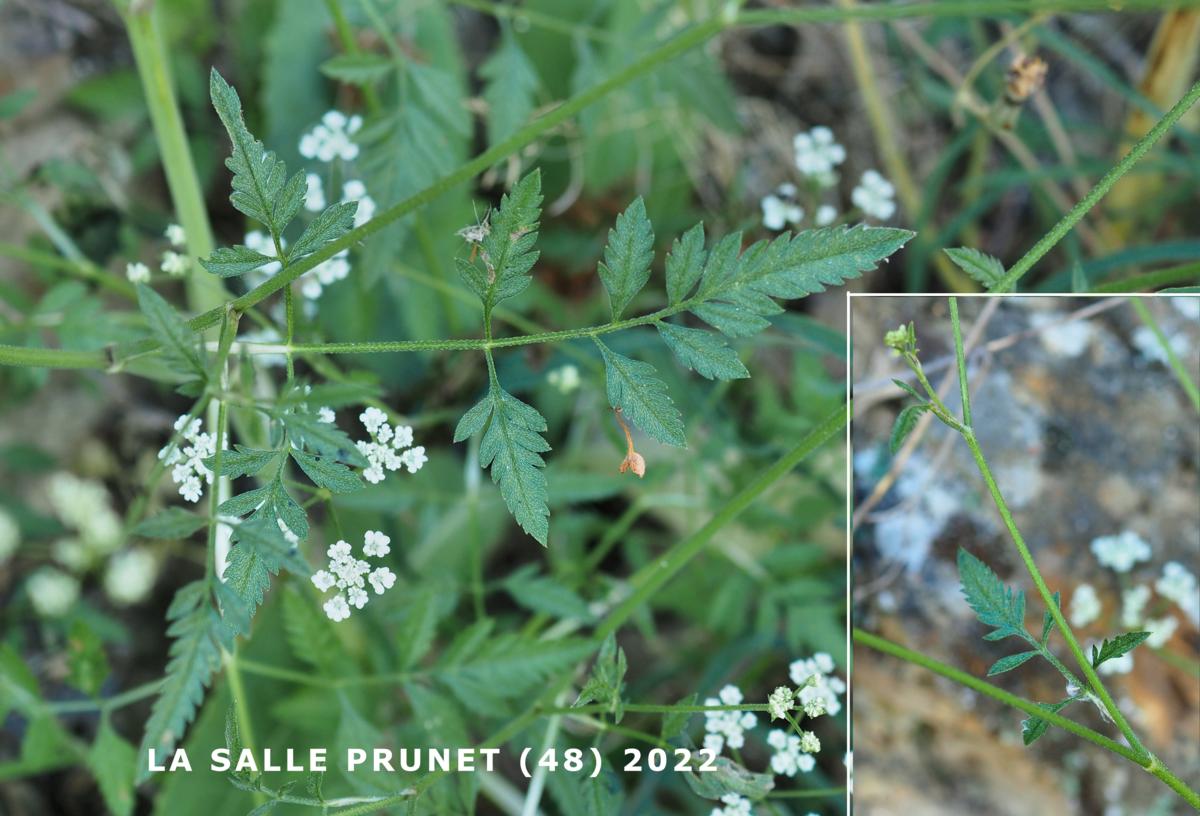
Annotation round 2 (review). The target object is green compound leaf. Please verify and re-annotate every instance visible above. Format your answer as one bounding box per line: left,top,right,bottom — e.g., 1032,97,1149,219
480,28,539,148
891,378,925,401
595,338,686,447
137,596,224,781
683,754,775,802
889,403,930,454
199,245,275,278
436,636,595,714
503,565,591,620
136,284,205,379
1021,698,1074,746
1090,631,1151,670
204,445,279,479
598,197,655,320
691,225,914,335
209,69,305,238
661,693,699,741
457,383,551,545
290,448,364,494
957,547,1028,642
88,717,137,816
665,222,707,306
278,408,367,467
288,200,358,261
1041,591,1061,645
986,650,1039,676
133,508,209,539
656,321,748,381
459,170,542,310
319,52,393,85
944,247,1010,293
573,634,627,723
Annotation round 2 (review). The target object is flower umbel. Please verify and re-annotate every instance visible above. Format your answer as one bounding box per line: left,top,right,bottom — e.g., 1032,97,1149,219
311,530,397,621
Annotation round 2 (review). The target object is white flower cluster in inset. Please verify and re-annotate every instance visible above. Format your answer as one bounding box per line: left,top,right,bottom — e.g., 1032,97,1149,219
165,223,186,247
1157,561,1199,625
789,652,845,717
311,530,397,621
159,415,216,503
341,179,376,229
160,251,189,277
851,169,896,220
299,111,363,163
1090,530,1151,573
1069,583,1102,627
703,684,757,754
761,183,803,231
793,126,845,182
710,793,753,816
356,407,426,485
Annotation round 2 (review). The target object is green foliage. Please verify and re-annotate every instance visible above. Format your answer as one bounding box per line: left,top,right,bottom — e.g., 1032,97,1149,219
457,170,543,311
319,53,392,85
1091,631,1152,670
480,28,539,147
137,284,205,380
986,650,1038,676
88,718,137,816
1021,698,1075,746
656,321,749,381
435,633,595,713
596,339,686,446
944,247,1009,292
889,403,929,453
455,383,551,545
66,620,110,697
503,565,591,620
573,634,628,723
683,754,775,802
134,508,210,539
598,198,655,320
957,547,1027,642
1041,591,1061,645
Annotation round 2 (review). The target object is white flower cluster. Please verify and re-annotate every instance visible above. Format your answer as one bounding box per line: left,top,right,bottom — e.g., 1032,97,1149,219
851,169,897,220
302,176,376,229
547,364,580,394
1090,530,1151,573
126,261,151,284
104,549,158,606
27,567,80,618
244,229,350,302
710,793,753,816
767,728,818,777
703,684,758,754
356,407,426,484
1069,583,1102,627
793,126,845,182
1157,561,1199,625
159,415,216,503
299,110,363,163
310,531,397,621
761,183,804,231
789,652,845,717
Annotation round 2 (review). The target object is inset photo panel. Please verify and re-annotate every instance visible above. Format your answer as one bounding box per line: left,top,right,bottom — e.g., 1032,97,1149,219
849,295,1200,815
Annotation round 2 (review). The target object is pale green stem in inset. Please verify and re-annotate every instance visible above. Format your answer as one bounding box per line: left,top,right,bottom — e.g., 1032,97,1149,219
948,297,972,428
947,305,1147,758
1130,298,1200,413
856,628,1200,808
996,79,1200,291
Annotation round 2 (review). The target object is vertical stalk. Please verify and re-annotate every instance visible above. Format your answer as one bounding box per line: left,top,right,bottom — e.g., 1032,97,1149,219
948,305,1146,758
118,0,226,311
948,297,972,428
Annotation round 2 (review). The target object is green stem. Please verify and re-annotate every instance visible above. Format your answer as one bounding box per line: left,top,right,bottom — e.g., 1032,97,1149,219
0,344,108,369
739,0,1196,26
960,429,1147,756
118,0,225,311
43,679,164,714
595,400,847,639
996,78,1200,291
1130,298,1200,413
856,628,1200,808
1092,262,1200,293
948,297,972,428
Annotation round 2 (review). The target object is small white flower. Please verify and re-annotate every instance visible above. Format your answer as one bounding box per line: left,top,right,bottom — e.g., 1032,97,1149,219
160,415,217,503
1144,615,1178,649
1156,562,1199,625
799,731,820,754
363,530,391,558
547,364,581,394
851,170,896,220
767,686,794,721
1120,585,1151,628
815,204,838,226
28,567,80,617
0,509,18,563
347,586,369,609
711,793,753,816
304,172,326,212
160,250,189,277
761,194,802,231
104,549,158,606
165,223,187,247
400,446,427,473
317,406,336,424
703,685,757,754
793,126,846,177
126,261,151,283
767,729,816,777
368,567,396,594
1090,531,1151,573
360,407,387,433
299,111,362,163
802,695,828,719
324,594,351,622
392,425,414,449
328,540,353,561
789,654,845,716
311,570,336,592
1069,583,1102,627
